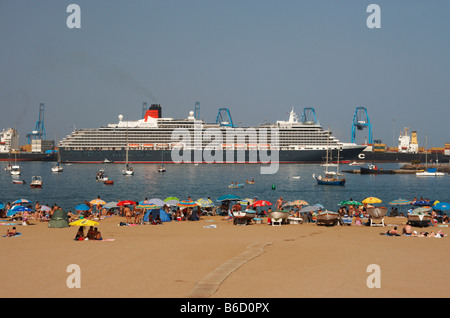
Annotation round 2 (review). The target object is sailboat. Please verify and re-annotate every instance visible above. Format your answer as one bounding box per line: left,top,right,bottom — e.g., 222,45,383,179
4,151,12,171
10,152,20,176
158,150,166,172
51,140,63,173
313,129,346,186
122,123,134,175
416,135,444,177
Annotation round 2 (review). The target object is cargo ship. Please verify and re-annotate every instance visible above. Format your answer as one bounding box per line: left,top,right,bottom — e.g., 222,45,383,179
355,128,450,163
59,105,366,163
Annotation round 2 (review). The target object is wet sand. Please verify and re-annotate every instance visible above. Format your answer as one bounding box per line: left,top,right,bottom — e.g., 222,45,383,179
1,216,449,298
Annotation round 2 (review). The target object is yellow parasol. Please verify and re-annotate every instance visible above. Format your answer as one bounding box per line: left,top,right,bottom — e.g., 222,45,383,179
362,197,382,204
90,199,106,205
69,219,99,227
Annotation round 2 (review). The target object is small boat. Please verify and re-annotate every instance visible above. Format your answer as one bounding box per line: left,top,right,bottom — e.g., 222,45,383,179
366,207,388,219
102,158,113,163
4,163,12,171
349,161,364,166
103,179,114,185
416,168,445,177
51,163,63,173
360,164,395,174
290,176,301,179
313,173,346,186
313,133,346,186
316,211,339,226
30,176,43,188
407,213,431,227
12,180,26,184
158,166,166,172
246,179,255,184
229,183,244,188
232,209,256,225
96,169,109,181
10,165,21,176
268,210,290,221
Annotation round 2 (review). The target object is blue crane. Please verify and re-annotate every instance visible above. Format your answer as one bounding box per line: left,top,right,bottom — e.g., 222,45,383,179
351,107,372,144
300,107,318,124
215,108,234,127
27,103,46,143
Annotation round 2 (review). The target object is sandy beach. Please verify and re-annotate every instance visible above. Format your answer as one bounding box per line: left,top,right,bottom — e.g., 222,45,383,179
1,215,449,298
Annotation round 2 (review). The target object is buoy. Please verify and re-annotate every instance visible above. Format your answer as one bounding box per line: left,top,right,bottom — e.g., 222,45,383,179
271,184,276,190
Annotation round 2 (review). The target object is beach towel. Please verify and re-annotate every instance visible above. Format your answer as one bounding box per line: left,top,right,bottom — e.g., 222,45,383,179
2,233,22,238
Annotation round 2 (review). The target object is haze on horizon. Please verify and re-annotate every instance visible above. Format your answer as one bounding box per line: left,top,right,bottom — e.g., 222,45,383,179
0,1,449,148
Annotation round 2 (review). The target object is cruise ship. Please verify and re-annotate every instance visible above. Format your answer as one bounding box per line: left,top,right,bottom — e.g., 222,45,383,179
59,105,365,163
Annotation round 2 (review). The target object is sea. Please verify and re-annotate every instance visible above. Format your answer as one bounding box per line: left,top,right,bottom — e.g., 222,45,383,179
1,162,449,213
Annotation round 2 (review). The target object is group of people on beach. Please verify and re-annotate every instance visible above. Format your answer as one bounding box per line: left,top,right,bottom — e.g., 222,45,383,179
382,224,446,238
74,226,102,241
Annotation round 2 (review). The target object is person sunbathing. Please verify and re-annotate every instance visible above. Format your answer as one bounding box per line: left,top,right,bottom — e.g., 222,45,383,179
402,224,413,235
381,227,400,236
6,227,17,237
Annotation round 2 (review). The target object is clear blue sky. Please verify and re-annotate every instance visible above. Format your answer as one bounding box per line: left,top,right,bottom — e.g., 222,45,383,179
1,0,449,147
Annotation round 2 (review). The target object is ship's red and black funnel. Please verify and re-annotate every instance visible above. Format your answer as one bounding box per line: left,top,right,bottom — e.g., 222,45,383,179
144,104,161,121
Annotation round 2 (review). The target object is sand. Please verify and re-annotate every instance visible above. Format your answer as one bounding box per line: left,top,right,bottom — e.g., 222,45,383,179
1,215,449,298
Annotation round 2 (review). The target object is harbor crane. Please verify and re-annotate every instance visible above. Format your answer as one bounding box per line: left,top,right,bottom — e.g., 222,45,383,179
27,103,46,143
216,107,235,127
351,107,372,144
300,107,318,124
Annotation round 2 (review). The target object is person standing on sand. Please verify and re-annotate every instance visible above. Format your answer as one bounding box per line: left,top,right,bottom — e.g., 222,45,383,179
124,205,132,224
275,197,285,210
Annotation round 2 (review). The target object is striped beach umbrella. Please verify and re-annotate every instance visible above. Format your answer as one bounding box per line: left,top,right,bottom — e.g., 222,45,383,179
7,206,32,217
13,198,32,205
137,204,159,209
177,199,197,208
389,199,412,205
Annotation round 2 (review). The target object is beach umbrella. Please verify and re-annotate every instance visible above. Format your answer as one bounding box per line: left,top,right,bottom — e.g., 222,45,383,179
196,198,214,207
40,205,51,212
137,204,159,209
216,194,242,202
433,202,450,211
164,199,179,206
146,198,165,207
252,200,272,207
300,204,325,213
75,204,90,211
177,199,197,208
69,219,99,227
338,200,362,206
389,199,412,205
117,200,136,206
291,200,309,206
0,202,4,209
13,199,31,205
410,206,432,214
164,197,180,202
7,206,32,216
103,201,118,209
239,198,254,206
90,199,106,205
362,197,382,204
413,200,431,206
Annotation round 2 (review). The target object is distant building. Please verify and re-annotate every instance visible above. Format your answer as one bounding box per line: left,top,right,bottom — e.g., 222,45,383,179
0,128,19,153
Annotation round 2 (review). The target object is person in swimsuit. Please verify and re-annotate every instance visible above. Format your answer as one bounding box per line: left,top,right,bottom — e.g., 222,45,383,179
6,227,17,237
124,206,132,224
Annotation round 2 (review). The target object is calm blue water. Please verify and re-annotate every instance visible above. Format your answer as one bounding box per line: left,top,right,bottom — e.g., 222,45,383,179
1,162,449,212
